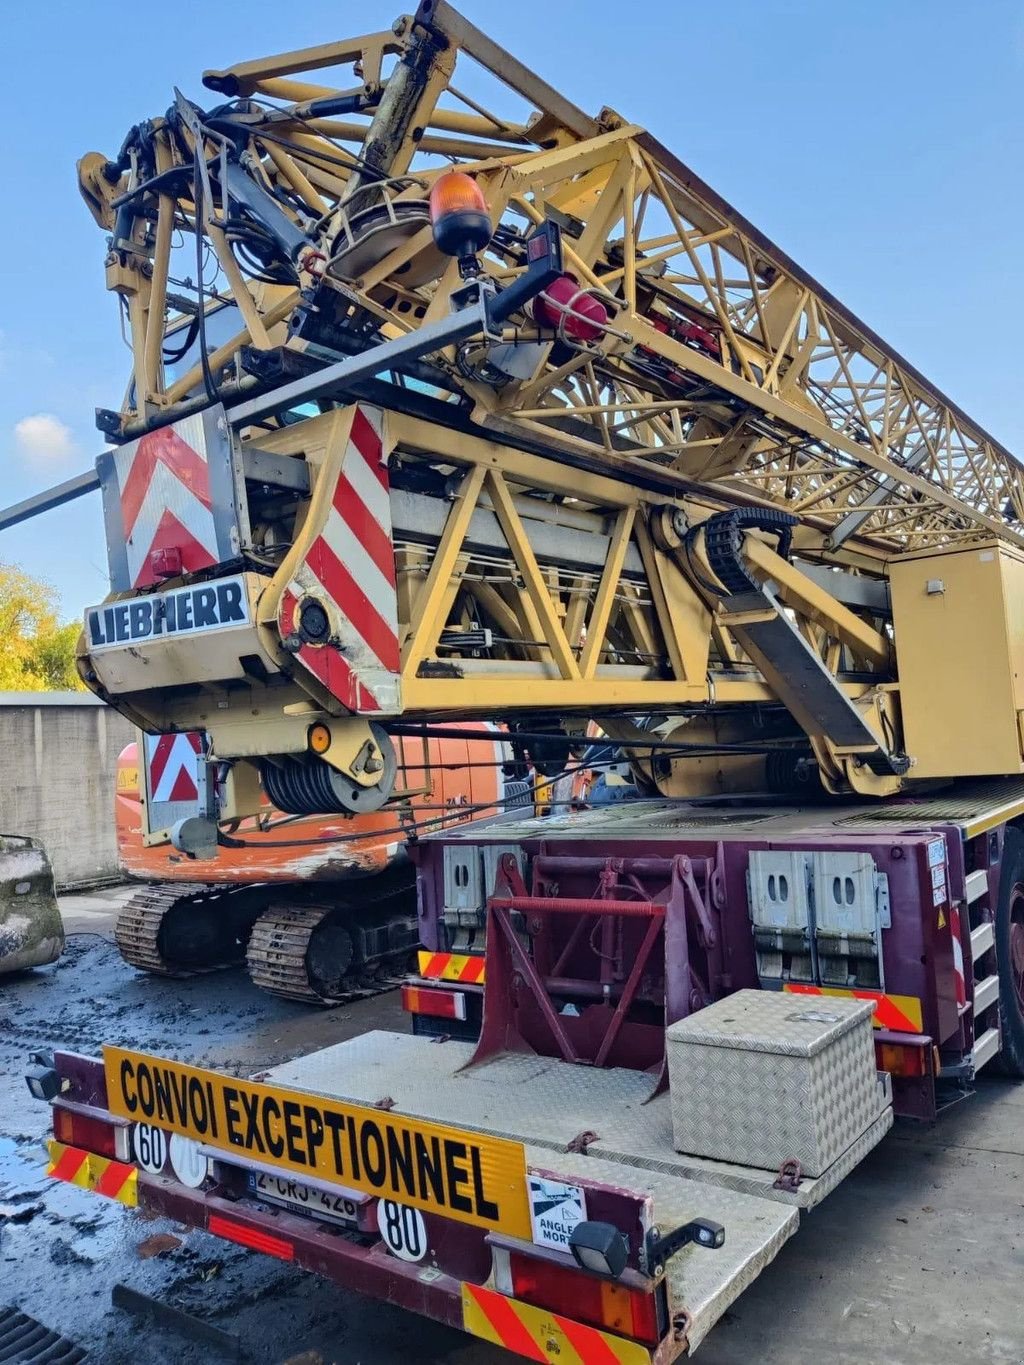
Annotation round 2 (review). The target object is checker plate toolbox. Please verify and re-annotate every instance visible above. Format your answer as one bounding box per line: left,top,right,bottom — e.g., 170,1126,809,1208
666,990,886,1176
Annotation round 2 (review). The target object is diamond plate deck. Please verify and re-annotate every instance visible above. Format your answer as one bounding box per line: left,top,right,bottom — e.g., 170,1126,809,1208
266,1031,894,1211
432,776,1024,844
267,1033,800,1356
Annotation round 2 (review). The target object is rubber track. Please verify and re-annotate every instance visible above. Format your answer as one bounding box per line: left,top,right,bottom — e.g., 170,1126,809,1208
246,903,409,1006
114,882,227,977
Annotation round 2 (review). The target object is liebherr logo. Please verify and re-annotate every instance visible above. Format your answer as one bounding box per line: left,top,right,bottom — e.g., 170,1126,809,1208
85,575,249,650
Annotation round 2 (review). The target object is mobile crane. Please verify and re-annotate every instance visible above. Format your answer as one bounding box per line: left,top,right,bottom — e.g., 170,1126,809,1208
20,5,1024,1359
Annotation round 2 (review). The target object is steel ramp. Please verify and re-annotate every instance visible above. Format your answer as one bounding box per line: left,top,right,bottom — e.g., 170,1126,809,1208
527,1147,797,1353
266,1032,891,1351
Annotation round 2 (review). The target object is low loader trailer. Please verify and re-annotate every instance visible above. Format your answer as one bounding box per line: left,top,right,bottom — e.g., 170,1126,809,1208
29,777,1022,1360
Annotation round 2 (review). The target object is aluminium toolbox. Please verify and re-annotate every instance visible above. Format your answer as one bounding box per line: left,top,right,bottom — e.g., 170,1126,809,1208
666,989,885,1176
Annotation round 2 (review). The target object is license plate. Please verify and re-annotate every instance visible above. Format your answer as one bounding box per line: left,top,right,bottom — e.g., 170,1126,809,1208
247,1171,358,1224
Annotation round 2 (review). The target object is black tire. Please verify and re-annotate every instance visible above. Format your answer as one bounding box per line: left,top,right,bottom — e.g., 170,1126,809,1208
995,826,1024,1077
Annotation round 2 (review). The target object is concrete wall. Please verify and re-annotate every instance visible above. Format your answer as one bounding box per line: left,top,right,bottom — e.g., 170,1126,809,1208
0,693,134,890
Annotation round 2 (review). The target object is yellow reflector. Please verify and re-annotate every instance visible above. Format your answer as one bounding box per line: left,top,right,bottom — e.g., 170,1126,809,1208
308,723,331,754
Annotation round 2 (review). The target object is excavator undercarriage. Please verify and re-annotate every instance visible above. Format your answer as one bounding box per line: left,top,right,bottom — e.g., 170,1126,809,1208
113,869,418,1005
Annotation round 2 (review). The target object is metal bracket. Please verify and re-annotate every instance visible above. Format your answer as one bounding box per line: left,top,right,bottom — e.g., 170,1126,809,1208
646,1217,725,1275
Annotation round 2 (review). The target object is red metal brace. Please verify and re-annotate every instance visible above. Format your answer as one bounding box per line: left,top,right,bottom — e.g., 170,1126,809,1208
464,853,667,1074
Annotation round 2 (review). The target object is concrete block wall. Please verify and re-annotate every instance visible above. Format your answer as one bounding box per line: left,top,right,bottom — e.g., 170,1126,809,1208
0,693,134,890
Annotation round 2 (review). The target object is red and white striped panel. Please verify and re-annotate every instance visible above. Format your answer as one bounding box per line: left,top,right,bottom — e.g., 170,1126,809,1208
116,417,219,588
949,901,967,1010
146,732,203,804
280,407,401,714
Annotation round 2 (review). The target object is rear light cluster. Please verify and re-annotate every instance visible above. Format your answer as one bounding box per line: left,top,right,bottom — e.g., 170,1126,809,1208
401,984,467,1021
876,1041,933,1077
508,1251,662,1345
53,1105,130,1161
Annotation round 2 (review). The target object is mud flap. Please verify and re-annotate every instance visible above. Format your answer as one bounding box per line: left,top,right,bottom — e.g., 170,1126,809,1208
0,835,64,973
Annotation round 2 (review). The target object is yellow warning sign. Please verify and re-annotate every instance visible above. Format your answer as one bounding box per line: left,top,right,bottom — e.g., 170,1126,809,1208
116,767,139,792
103,1047,530,1238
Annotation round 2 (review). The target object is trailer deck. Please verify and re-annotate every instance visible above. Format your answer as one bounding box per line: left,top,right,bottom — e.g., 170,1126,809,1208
460,777,1024,846
268,1033,892,1211
266,1030,891,1350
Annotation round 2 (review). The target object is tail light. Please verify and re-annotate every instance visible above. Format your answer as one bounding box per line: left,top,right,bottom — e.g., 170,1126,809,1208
876,1040,930,1077
508,1251,663,1345
402,984,467,1021
148,546,183,581
53,1104,130,1161
209,1214,294,1261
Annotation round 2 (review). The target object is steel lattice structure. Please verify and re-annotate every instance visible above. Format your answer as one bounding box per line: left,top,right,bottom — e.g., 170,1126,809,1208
37,1,1022,808
79,1,1023,562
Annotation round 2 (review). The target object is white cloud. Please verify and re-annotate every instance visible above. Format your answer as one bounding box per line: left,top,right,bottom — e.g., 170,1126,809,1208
14,413,77,462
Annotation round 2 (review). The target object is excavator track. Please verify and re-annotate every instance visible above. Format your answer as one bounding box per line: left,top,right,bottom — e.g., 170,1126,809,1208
114,882,264,977
247,896,418,1006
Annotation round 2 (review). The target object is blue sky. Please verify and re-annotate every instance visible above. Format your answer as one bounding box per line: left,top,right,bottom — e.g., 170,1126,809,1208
3,0,1023,621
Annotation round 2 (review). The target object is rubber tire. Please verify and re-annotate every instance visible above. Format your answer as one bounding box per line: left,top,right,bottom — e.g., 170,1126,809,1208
995,826,1024,1077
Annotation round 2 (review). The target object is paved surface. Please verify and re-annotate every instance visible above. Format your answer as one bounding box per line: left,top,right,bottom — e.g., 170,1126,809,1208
1,885,1023,1363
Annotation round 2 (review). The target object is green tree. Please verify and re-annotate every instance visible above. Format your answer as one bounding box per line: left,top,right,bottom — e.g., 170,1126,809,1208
0,565,83,691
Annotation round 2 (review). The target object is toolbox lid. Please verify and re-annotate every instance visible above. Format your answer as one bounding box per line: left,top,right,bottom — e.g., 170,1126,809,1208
666,989,874,1057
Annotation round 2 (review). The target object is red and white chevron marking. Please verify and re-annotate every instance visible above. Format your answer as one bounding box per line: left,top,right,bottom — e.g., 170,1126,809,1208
116,417,219,588
145,732,203,804
281,407,400,714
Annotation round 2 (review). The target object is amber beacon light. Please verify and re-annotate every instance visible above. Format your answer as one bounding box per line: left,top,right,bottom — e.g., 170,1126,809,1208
429,171,493,274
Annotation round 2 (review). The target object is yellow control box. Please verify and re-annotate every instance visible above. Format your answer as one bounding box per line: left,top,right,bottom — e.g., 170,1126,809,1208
891,542,1024,777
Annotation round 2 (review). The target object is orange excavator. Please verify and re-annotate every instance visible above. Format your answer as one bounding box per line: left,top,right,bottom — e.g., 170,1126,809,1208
113,726,512,1003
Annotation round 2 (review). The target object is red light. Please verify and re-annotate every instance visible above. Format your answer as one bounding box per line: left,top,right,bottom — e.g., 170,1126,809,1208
532,274,608,342
53,1106,123,1160
209,1214,294,1261
509,1251,661,1345
876,1041,928,1077
148,547,183,580
401,984,467,1021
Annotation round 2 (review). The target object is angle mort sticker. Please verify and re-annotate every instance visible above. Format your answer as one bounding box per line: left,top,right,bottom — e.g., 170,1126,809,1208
527,1174,587,1251
85,575,249,650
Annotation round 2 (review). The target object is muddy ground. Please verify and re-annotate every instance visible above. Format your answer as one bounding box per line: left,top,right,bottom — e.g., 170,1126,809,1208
1,886,1023,1364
